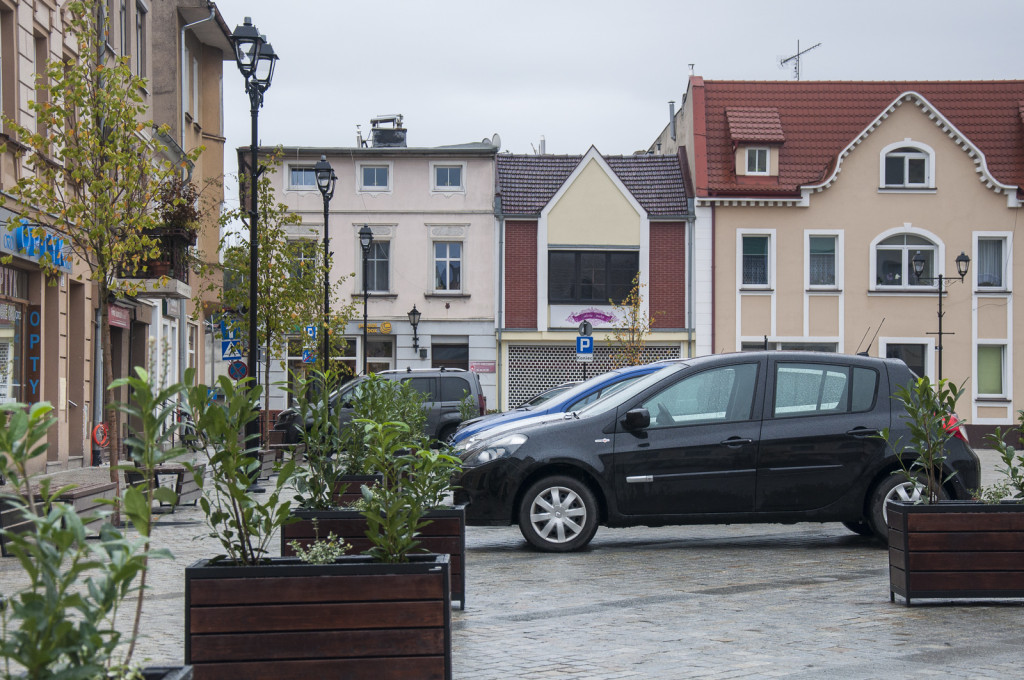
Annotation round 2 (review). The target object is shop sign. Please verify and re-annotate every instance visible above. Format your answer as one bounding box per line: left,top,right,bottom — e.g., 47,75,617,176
469,361,495,374
0,215,72,273
25,305,40,403
357,321,393,334
109,304,131,329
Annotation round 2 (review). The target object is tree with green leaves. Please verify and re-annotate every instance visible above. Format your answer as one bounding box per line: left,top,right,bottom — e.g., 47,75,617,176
609,272,657,367
217,151,355,437
0,0,201,497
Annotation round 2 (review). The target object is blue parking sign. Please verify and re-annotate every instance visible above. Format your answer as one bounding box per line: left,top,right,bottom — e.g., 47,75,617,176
576,336,593,363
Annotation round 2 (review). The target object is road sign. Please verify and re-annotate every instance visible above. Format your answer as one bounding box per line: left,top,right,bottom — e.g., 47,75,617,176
227,360,247,380
221,339,242,360
220,321,237,340
305,325,317,342
578,320,593,336
576,336,593,363
302,349,316,364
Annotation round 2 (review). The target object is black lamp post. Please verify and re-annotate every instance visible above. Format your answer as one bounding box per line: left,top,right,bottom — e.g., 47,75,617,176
359,225,374,375
230,17,277,390
912,250,970,381
407,305,422,354
314,155,337,370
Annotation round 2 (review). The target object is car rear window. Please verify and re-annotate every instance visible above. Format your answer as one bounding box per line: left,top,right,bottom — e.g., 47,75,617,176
440,376,472,402
773,363,878,418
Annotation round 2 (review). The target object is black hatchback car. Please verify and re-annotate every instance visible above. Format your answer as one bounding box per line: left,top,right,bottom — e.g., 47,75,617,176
453,352,979,552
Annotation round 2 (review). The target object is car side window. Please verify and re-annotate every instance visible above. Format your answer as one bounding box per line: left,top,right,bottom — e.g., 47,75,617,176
567,375,643,411
772,363,878,418
440,376,471,402
404,377,436,401
640,363,758,428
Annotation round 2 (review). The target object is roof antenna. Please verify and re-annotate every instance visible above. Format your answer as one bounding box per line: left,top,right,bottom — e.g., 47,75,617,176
778,40,821,80
856,317,885,356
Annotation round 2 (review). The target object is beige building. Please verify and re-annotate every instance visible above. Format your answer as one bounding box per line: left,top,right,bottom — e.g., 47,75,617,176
651,77,1024,438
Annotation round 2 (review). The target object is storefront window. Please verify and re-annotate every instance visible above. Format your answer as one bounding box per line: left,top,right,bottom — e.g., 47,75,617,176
0,265,28,404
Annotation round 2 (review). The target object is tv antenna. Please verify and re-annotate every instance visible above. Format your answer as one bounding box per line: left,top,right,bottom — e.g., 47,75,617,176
779,40,821,81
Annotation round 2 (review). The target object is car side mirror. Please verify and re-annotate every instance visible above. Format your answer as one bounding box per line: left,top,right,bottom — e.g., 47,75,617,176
622,408,650,430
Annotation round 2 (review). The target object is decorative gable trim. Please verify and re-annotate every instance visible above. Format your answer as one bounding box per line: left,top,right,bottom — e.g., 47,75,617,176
804,91,1022,208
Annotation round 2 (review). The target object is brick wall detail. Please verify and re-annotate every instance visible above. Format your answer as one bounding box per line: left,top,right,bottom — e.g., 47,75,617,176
505,221,538,328
649,222,686,328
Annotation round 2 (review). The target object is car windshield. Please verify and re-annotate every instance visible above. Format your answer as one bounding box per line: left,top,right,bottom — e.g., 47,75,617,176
531,368,648,410
520,384,574,409
575,364,687,417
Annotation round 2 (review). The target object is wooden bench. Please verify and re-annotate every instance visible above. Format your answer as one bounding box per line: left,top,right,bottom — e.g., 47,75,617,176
0,497,39,556
124,464,204,512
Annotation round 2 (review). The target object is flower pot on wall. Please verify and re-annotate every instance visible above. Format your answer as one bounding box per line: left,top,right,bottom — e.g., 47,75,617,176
185,554,452,680
887,500,1024,605
281,505,467,609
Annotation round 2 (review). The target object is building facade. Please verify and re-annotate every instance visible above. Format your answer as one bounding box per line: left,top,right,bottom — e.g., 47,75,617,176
495,148,693,409
254,119,500,410
650,77,1024,437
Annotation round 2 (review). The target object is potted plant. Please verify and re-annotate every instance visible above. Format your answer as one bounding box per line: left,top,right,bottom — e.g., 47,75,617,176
883,376,1024,605
182,373,454,680
0,367,193,679
283,373,469,608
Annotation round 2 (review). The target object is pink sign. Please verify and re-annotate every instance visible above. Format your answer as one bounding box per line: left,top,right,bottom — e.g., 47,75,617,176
109,304,130,329
469,361,495,374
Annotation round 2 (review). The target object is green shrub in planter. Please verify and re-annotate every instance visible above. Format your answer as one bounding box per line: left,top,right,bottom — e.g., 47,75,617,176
338,375,429,473
0,367,186,679
356,419,460,563
288,368,349,510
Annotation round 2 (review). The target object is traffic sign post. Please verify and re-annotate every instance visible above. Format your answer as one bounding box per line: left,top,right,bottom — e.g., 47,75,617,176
576,335,594,382
227,360,248,381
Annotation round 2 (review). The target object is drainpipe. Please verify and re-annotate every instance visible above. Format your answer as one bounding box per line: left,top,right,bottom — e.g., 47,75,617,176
180,5,215,387
494,191,504,410
686,197,695,357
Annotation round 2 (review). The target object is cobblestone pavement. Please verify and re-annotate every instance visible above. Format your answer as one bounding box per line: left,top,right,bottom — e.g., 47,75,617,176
2,450,1021,679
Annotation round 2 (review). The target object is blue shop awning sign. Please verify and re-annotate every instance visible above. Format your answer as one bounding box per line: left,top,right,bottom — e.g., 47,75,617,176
0,214,73,274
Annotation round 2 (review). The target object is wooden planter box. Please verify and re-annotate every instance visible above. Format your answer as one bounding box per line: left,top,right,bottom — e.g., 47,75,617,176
141,667,193,680
185,554,451,680
887,500,1024,605
281,505,467,609
332,474,382,506
125,463,205,513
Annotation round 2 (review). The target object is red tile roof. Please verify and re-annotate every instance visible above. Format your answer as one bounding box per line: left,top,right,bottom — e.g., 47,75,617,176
726,107,785,143
497,153,689,216
694,80,1024,198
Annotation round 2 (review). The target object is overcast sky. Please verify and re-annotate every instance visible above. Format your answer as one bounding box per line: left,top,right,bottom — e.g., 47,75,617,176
212,0,1024,211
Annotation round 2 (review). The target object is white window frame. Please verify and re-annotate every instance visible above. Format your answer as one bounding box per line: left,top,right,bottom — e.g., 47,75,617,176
746,147,769,176
869,227,943,292
364,239,391,293
879,140,935,190
738,230,774,290
286,164,317,191
975,342,1007,398
804,230,842,290
358,161,392,193
974,232,1012,292
432,240,463,294
135,0,147,78
430,161,466,193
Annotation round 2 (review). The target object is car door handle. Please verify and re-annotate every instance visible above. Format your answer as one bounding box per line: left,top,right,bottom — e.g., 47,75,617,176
846,427,879,438
720,437,752,448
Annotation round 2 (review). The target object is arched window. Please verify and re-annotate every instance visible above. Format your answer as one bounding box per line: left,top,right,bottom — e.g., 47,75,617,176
875,234,937,288
880,141,934,189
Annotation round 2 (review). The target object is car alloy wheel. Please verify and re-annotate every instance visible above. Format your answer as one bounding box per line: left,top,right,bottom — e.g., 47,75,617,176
869,472,948,541
518,475,598,552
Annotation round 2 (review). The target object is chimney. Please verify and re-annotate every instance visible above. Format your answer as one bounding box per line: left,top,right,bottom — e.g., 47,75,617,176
370,114,406,148
539,135,546,154
669,101,676,142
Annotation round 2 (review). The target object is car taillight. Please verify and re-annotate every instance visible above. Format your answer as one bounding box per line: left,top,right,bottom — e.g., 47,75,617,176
477,393,486,417
944,414,969,444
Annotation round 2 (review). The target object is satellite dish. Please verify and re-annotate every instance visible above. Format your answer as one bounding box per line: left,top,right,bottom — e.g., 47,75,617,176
491,133,501,149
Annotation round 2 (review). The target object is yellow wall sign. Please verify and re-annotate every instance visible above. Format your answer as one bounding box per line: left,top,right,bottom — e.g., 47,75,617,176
358,321,392,334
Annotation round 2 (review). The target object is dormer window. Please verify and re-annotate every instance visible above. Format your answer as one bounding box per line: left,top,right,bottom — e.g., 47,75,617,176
880,141,935,190
746,147,769,175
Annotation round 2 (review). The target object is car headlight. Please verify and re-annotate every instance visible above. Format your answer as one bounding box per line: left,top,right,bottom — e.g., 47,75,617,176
462,433,527,467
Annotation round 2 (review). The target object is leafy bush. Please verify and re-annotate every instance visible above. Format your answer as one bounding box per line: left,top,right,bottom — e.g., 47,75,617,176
337,375,428,474
288,368,349,510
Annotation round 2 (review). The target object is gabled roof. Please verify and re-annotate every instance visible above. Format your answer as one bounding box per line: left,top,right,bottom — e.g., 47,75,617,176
694,79,1024,199
497,152,689,217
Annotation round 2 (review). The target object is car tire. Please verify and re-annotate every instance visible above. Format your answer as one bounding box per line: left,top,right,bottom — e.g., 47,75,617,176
518,475,599,552
841,520,873,536
437,424,458,445
868,471,949,542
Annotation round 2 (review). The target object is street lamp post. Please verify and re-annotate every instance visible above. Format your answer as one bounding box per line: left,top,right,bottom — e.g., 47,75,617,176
912,250,970,381
407,305,422,355
230,17,277,392
314,155,337,370
359,225,374,375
